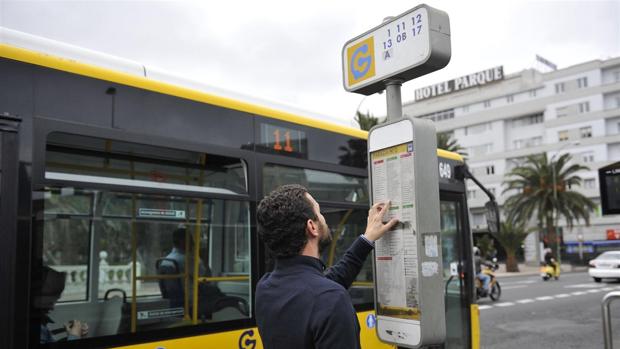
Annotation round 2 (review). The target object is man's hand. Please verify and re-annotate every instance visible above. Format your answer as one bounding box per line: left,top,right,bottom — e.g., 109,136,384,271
363,201,399,242
65,320,89,338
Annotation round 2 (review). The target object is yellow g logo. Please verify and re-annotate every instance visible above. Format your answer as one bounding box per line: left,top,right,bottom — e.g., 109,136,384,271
347,37,376,86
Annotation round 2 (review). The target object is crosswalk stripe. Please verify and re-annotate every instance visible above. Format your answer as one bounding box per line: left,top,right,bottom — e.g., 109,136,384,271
517,299,535,304
495,302,515,307
571,291,586,295
479,305,493,310
555,294,571,298
602,287,614,291
536,296,554,301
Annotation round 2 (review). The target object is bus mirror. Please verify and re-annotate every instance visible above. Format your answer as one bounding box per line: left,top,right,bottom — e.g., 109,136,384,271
484,201,500,234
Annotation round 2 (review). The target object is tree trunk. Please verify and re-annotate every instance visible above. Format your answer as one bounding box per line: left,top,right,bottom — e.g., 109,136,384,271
546,214,557,259
505,249,520,272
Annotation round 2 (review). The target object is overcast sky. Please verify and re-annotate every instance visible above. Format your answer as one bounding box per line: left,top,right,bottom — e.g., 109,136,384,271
1,0,619,127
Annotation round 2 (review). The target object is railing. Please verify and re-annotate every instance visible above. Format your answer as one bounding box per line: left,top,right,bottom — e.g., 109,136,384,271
602,291,620,349
52,251,141,299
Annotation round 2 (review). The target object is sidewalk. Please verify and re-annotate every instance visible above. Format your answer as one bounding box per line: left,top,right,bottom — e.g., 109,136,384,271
494,263,588,278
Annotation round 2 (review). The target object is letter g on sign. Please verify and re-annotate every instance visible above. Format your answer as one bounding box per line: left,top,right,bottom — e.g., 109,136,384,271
238,329,257,349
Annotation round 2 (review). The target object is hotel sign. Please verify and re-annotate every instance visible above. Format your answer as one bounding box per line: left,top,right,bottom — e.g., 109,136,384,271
414,66,504,101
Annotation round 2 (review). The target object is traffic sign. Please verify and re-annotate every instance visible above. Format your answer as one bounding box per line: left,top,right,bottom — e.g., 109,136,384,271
342,4,451,95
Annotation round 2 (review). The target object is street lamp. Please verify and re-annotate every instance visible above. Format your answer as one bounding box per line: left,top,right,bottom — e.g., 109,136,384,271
550,140,580,266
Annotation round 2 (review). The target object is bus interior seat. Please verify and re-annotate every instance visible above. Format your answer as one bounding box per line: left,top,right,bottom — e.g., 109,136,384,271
155,258,183,307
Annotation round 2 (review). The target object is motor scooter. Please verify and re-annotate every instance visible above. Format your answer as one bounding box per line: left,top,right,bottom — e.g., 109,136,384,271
475,258,501,301
540,260,560,281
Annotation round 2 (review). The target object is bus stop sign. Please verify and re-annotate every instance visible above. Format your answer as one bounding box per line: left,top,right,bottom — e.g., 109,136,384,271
342,4,451,95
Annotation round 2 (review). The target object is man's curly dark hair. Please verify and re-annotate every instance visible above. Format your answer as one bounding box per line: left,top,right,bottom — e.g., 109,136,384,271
257,184,317,258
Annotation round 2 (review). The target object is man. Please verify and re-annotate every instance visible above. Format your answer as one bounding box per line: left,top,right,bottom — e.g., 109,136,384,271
474,246,491,295
159,228,235,319
255,184,398,349
35,266,89,343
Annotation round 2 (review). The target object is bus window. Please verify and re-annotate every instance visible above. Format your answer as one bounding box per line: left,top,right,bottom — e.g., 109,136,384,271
320,207,374,306
263,164,368,203
46,132,248,195
32,135,252,342
42,188,93,302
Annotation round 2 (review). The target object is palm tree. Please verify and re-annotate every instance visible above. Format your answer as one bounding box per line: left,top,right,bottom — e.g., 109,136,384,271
437,132,468,159
502,153,595,260
354,111,383,131
493,221,534,272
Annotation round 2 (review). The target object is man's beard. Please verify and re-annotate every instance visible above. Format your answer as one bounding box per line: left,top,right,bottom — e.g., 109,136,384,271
318,224,333,254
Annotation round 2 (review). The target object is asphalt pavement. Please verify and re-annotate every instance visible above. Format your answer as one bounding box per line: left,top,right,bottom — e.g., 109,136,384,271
479,271,620,349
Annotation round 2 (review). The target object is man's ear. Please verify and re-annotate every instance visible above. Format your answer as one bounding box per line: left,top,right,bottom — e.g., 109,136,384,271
306,218,319,238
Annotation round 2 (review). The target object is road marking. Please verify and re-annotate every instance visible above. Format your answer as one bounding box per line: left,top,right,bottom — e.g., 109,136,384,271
555,294,571,298
502,280,536,286
536,296,554,301
603,287,614,291
495,302,515,307
502,285,528,290
565,283,606,289
571,291,587,295
479,305,493,310
517,299,535,304
587,289,601,293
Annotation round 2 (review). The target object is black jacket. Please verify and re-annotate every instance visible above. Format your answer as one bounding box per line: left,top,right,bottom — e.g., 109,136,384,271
256,236,374,349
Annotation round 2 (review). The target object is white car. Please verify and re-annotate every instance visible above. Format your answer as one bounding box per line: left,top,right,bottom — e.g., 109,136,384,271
588,251,620,282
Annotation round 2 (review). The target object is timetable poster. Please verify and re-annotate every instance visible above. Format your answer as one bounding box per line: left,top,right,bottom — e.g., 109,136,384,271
371,142,420,319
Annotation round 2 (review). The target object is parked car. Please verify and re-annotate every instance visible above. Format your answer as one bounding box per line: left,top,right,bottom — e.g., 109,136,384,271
588,251,620,282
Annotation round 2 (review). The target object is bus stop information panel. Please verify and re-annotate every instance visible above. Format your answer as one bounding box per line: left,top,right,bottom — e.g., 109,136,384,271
368,117,445,348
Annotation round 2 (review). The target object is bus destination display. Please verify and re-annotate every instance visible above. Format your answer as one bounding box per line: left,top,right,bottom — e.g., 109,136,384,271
371,142,420,318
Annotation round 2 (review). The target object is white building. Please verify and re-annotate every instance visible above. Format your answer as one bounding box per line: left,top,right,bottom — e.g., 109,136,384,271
402,57,620,264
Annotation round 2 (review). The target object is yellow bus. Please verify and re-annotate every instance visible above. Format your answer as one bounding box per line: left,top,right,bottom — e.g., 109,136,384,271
0,28,480,348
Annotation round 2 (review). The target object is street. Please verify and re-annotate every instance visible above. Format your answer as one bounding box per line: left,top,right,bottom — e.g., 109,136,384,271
480,272,620,349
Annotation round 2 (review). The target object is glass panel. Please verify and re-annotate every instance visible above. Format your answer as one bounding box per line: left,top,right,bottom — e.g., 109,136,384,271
46,132,247,194
34,187,251,343
263,164,368,203
319,207,373,306
441,199,468,349
41,189,93,302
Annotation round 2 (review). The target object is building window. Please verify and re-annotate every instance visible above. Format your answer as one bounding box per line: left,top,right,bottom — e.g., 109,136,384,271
486,165,495,175
529,89,537,97
615,71,620,83
462,105,470,113
483,100,491,108
581,152,595,163
577,77,588,88
506,95,514,103
555,82,565,94
584,178,596,189
467,189,477,199
578,102,590,113
465,123,491,135
580,126,592,138
419,109,455,122
513,136,542,149
468,144,493,157
510,112,544,127
558,130,569,142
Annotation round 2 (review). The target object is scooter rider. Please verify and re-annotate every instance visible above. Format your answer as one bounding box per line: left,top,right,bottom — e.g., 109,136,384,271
474,247,491,295
543,247,557,275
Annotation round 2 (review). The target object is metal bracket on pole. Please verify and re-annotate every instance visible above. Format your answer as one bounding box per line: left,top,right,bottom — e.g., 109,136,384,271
602,291,620,349
385,79,404,122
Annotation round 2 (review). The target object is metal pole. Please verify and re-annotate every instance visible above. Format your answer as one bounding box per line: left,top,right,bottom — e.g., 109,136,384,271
385,79,404,122
552,161,561,266
602,291,620,349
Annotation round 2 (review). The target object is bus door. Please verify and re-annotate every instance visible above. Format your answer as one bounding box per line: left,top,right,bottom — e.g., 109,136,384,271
440,192,471,349
0,113,21,349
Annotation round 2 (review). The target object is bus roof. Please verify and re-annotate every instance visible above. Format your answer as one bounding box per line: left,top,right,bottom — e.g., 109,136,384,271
0,28,464,163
